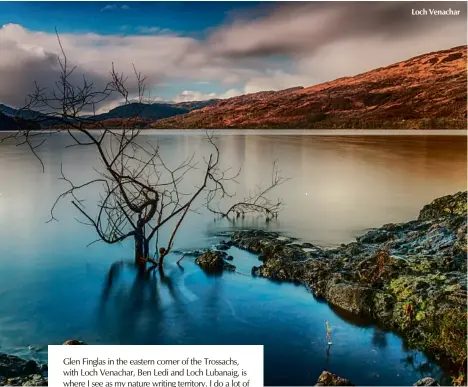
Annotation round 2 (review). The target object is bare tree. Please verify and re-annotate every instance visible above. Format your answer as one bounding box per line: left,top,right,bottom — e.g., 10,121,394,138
4,33,288,272
207,160,289,220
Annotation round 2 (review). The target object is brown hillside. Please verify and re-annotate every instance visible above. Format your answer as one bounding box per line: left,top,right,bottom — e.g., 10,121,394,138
152,46,467,129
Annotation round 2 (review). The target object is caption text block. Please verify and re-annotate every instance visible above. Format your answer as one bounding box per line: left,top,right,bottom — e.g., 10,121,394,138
48,345,263,387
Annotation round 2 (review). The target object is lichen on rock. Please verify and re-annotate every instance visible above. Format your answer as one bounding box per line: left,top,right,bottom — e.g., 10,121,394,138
418,191,467,221
229,191,467,381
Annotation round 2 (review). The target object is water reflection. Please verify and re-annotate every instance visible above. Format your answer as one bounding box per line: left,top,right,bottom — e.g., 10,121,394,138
97,260,191,344
89,252,451,386
371,329,388,350
401,351,443,382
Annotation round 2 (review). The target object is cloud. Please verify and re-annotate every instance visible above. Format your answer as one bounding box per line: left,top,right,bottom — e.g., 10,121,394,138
208,1,466,90
209,2,466,59
100,4,117,12
101,4,129,12
173,88,241,103
0,2,465,112
0,23,257,111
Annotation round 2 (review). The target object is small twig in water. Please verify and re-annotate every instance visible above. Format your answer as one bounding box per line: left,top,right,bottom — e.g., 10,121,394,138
177,254,186,265
326,320,332,345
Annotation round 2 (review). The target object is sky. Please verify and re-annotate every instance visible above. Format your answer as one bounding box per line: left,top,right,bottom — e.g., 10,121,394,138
0,1,466,112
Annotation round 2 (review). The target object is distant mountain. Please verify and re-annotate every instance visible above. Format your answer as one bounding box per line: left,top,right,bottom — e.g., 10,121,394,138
0,104,48,122
0,100,219,129
173,99,219,111
151,46,467,129
0,112,18,130
0,112,40,130
93,100,218,121
0,104,16,116
94,102,187,121
0,104,61,127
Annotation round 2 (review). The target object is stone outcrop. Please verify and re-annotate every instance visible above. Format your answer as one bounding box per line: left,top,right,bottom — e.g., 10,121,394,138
195,251,236,273
229,191,467,381
63,340,85,345
0,354,47,386
315,371,355,386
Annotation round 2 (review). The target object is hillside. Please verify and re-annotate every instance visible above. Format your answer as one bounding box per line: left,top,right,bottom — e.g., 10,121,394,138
93,100,218,121
0,112,18,130
151,46,467,129
0,104,63,128
0,112,40,130
0,100,219,129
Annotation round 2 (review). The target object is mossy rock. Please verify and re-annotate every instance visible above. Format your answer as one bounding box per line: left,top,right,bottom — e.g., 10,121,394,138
195,251,235,273
315,371,355,386
418,191,467,221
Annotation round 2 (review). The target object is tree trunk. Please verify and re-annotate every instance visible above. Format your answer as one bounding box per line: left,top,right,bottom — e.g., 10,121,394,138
134,228,145,266
143,239,150,260
158,253,166,272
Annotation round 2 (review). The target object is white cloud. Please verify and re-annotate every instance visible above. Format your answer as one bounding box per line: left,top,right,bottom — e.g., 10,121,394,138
243,70,312,94
173,88,241,103
101,4,129,12
101,4,117,12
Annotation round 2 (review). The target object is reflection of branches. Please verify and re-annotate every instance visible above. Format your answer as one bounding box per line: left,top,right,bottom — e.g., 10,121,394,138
371,328,388,349
98,259,193,342
207,160,290,220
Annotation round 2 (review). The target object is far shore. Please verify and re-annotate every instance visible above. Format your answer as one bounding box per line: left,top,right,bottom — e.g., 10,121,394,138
1,129,467,136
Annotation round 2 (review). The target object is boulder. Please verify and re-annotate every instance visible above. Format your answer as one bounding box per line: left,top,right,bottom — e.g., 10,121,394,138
0,354,47,386
413,377,439,386
216,241,231,251
418,191,467,221
4,374,48,386
195,251,235,273
326,282,375,316
0,354,41,378
63,340,85,345
315,371,355,386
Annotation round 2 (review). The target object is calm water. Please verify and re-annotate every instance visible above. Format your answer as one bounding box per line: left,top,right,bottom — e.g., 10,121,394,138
0,131,466,386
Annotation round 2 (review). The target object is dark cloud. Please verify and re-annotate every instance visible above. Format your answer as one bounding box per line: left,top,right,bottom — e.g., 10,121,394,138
209,2,467,59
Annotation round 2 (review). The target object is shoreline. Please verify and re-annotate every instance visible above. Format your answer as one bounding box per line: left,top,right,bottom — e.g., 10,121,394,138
1,129,467,136
0,354,47,386
204,191,467,385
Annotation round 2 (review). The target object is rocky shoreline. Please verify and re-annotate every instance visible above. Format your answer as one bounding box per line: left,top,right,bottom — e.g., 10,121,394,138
0,341,85,386
197,191,467,385
0,354,47,386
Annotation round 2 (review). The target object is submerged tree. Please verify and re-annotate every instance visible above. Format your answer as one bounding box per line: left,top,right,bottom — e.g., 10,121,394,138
5,33,287,272
207,160,289,220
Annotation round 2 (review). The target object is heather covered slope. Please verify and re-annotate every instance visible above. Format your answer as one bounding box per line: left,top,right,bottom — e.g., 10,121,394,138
152,46,467,129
